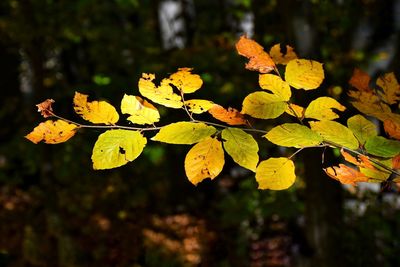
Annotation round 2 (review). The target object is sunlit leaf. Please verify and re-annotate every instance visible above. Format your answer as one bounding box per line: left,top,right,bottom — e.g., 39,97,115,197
208,104,247,125
138,73,183,108
25,120,78,144
304,96,345,120
73,92,119,124
347,115,377,145
151,122,216,144
222,128,259,171
169,68,203,94
121,94,160,125
285,59,324,90
360,167,391,181
384,119,400,140
256,157,295,190
285,103,305,118
242,91,286,119
265,123,322,148
348,68,372,92
269,44,297,65
184,99,214,114
324,164,368,185
349,90,391,121
258,74,291,101
364,136,400,157
377,72,400,104
92,129,147,170
235,35,276,73
310,121,359,149
184,137,224,185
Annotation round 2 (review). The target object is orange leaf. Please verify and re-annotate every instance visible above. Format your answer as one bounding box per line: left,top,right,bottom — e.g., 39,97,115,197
25,120,78,144
348,68,372,92
384,119,400,140
392,155,400,169
340,149,375,170
340,149,359,165
324,164,369,186
208,104,247,126
36,99,55,118
235,36,276,73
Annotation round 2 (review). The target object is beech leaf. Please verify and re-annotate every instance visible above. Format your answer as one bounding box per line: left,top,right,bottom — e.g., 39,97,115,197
384,119,400,140
208,104,247,125
169,68,203,94
184,99,214,114
265,123,322,148
269,44,298,65
285,103,305,118
324,164,368,185
364,136,400,157
256,157,296,190
222,128,259,171
285,59,324,90
347,115,378,145
258,74,291,101
121,94,160,125
242,91,286,119
310,121,359,149
377,72,400,104
304,96,346,121
36,99,55,118
348,68,372,92
184,137,224,185
152,122,216,144
25,120,78,144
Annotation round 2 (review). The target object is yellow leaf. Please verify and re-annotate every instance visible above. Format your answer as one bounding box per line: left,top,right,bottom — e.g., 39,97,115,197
310,120,359,149
169,68,203,94
285,59,324,90
347,115,377,145
184,137,224,185
377,72,400,104
222,128,259,171
304,96,346,120
258,74,291,101
120,94,160,125
242,91,286,119
264,123,322,148
324,164,368,185
92,129,147,170
208,104,247,125
256,157,295,190
285,103,305,118
235,35,276,73
184,99,214,114
73,92,119,124
138,73,183,108
152,122,216,144
25,120,78,144
269,44,298,65
349,90,391,121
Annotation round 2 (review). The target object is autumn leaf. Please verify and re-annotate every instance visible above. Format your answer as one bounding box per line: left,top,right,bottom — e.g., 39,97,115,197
208,104,247,125
235,35,276,73
392,154,400,169
256,157,296,190
73,92,119,125
269,44,298,65
347,115,377,145
36,99,55,118
242,92,287,119
324,164,368,185
285,59,324,90
310,120,359,149
152,122,216,144
92,130,147,170
364,136,400,157
258,74,291,101
304,97,346,120
25,120,78,144
384,119,400,140
222,128,259,171
265,123,322,148
168,68,203,94
348,68,372,92
120,94,160,125
340,149,374,169
138,73,183,108
377,72,400,104
285,103,305,118
348,90,391,121
184,137,224,185
184,99,214,114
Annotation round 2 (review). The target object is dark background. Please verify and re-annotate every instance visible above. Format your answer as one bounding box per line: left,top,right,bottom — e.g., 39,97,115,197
1,0,400,266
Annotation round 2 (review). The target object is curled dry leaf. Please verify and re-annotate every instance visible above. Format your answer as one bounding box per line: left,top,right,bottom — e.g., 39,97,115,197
377,72,400,105
25,120,78,144
269,44,298,65
36,99,55,118
324,164,369,186
208,104,247,126
235,35,276,73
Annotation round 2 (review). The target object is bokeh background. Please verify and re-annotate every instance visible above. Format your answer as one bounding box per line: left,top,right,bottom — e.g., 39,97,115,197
1,0,400,266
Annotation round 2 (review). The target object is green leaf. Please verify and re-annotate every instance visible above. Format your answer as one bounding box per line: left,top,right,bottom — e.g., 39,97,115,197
242,91,286,119
92,130,147,170
222,128,259,171
264,123,322,148
255,157,296,190
365,136,400,157
152,122,216,144
347,115,377,145
310,121,359,149
304,96,345,120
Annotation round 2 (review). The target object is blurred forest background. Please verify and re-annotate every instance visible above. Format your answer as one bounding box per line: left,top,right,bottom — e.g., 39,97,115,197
1,0,400,266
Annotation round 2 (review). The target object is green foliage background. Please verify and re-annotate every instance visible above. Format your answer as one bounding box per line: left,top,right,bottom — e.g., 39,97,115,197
1,0,400,266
